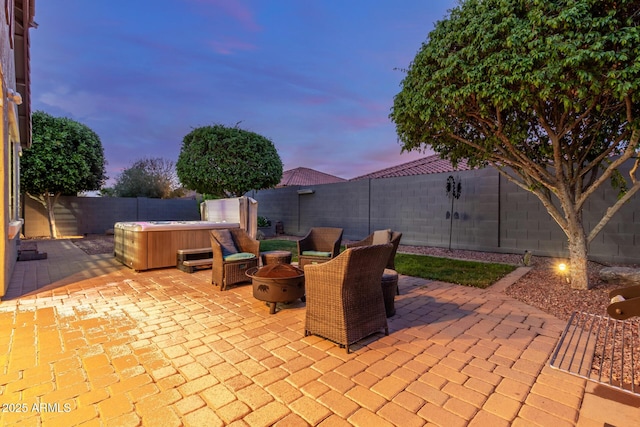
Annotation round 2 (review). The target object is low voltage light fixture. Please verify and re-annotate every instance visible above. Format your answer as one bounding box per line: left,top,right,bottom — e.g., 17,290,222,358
297,189,315,195
557,262,570,283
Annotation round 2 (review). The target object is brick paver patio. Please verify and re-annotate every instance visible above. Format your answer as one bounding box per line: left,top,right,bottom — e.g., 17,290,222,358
1,239,638,426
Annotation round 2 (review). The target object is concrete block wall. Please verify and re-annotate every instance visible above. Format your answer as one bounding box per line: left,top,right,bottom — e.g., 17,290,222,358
249,186,300,236
21,166,640,264
498,179,567,257
298,180,370,239
497,165,640,264
23,197,53,237
252,169,499,246
580,169,640,264
252,166,640,264
136,198,201,222
23,196,201,237
362,169,500,250
370,175,436,246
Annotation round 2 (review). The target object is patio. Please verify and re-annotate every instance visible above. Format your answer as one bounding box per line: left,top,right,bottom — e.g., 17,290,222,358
1,239,638,426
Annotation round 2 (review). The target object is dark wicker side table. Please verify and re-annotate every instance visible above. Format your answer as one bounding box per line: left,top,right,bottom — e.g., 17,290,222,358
381,268,398,317
261,250,293,266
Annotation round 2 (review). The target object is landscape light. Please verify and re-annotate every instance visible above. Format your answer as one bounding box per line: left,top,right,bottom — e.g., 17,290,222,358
557,263,570,283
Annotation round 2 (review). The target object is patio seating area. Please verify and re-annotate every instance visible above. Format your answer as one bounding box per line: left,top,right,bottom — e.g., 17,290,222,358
1,239,639,426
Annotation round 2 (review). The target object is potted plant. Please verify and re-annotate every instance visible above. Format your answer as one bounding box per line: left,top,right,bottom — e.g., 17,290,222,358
257,216,275,238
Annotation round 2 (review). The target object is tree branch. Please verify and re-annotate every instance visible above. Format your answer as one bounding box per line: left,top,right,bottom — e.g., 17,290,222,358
450,128,563,196
578,128,630,182
577,128,640,209
493,163,568,230
588,160,640,243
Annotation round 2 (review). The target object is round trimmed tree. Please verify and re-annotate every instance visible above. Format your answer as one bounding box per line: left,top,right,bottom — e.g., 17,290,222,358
176,124,283,197
21,111,107,238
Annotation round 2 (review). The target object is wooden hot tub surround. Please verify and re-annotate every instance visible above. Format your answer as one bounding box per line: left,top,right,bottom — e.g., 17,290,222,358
114,221,240,271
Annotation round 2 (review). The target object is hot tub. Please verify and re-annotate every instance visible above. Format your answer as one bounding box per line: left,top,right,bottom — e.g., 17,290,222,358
114,221,239,271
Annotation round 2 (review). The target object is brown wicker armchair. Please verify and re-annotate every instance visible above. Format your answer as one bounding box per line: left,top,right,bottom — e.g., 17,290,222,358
297,227,344,269
346,230,402,294
346,230,402,270
304,243,393,353
210,228,260,291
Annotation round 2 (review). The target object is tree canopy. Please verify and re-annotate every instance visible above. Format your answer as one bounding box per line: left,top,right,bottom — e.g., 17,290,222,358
21,111,107,238
22,111,106,196
390,0,640,289
176,124,283,197
111,157,185,198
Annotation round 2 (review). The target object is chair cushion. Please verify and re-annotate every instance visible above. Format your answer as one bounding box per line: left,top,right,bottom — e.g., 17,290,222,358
212,229,238,256
372,229,392,245
302,250,332,257
224,252,255,261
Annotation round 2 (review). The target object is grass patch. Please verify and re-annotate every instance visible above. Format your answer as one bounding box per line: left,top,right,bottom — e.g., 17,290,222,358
260,240,517,289
394,253,516,289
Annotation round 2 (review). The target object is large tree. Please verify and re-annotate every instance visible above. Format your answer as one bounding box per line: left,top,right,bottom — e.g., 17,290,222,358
112,157,185,198
21,111,107,238
176,124,283,197
391,0,640,289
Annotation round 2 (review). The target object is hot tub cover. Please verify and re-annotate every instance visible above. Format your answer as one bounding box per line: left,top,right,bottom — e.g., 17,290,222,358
114,221,239,231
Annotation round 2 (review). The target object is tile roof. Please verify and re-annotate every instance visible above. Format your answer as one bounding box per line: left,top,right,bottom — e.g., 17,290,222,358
351,154,471,180
277,167,346,187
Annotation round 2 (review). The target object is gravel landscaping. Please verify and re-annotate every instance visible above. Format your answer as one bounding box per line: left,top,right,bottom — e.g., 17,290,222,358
396,243,625,321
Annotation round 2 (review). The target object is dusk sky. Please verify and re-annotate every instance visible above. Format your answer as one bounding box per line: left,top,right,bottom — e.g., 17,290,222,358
31,1,457,185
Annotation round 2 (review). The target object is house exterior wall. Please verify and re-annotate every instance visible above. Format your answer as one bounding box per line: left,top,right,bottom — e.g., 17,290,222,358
0,56,18,298
1,1,24,298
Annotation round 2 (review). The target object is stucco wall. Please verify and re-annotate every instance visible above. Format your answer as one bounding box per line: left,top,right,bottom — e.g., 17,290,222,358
1,2,20,298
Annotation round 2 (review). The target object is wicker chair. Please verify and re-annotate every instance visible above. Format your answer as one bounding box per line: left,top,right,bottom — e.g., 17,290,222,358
297,227,344,269
346,230,402,269
304,243,393,353
210,228,260,291
346,230,402,294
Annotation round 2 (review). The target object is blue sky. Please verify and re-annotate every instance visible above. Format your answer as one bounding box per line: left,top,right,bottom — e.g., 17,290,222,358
31,1,457,184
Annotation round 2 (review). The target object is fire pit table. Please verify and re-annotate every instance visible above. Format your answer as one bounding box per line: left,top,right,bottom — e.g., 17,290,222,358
246,264,305,314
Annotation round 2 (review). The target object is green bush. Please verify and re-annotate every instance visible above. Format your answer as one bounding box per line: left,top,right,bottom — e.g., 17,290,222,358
258,216,271,227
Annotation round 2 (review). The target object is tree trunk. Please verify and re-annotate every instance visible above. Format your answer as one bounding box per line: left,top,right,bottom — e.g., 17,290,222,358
26,192,61,239
45,193,59,239
566,219,590,290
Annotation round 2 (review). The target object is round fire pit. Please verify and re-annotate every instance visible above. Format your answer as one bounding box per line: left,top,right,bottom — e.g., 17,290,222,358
246,264,305,314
